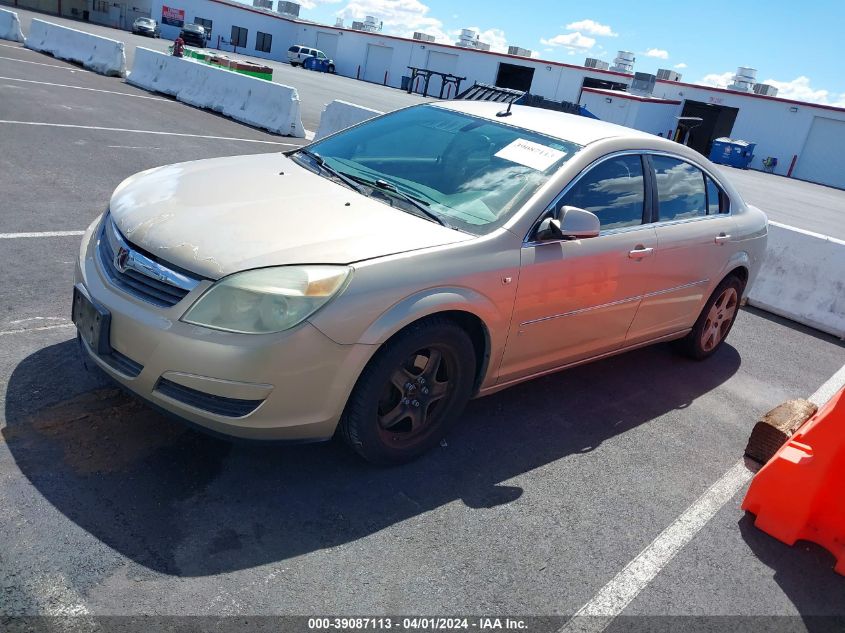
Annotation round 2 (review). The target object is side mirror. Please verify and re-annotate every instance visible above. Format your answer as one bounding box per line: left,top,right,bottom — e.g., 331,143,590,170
535,217,564,242
535,206,601,241
558,206,600,239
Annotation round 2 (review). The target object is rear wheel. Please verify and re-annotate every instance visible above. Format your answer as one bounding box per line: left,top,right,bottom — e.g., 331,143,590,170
339,317,475,465
675,275,743,360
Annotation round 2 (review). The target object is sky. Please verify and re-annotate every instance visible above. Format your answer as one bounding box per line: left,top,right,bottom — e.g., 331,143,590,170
272,0,843,106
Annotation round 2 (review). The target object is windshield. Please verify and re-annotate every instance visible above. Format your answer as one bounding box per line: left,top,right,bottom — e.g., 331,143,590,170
136,18,153,25
298,105,580,235
185,24,204,33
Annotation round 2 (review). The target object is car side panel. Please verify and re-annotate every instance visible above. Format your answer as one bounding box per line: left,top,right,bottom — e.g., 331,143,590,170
308,231,522,391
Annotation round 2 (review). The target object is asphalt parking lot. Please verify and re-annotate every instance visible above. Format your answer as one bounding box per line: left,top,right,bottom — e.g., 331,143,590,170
1,32,845,631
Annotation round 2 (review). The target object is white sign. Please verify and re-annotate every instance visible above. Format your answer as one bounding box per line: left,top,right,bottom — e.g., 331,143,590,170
494,139,567,171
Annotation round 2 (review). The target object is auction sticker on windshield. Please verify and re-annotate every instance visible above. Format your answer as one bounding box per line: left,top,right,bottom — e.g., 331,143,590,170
494,138,567,171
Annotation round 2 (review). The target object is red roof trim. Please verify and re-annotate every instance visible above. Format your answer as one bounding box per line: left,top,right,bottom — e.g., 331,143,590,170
206,0,635,79
655,78,845,114
581,87,681,105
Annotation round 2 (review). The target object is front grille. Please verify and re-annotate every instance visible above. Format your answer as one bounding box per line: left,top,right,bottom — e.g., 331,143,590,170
154,378,265,418
97,217,201,308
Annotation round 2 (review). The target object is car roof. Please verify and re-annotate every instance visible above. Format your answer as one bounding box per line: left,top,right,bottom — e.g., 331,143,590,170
434,100,658,146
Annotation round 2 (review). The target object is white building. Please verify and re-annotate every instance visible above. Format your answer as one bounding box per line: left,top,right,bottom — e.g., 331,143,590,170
148,0,845,188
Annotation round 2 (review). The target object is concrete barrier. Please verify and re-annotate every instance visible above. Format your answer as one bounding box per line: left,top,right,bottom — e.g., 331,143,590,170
748,221,845,338
0,8,25,43
25,19,126,76
314,100,383,141
128,47,305,138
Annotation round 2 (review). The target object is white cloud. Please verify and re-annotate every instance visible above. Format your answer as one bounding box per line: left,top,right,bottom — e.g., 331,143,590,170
644,48,669,59
540,31,596,50
697,70,734,88
563,19,617,37
761,76,845,106
447,26,508,52
299,0,340,9
474,27,508,53
696,72,845,106
674,62,687,69
336,0,449,41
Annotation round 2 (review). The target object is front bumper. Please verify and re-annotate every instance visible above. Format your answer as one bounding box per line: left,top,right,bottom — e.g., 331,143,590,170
74,218,374,441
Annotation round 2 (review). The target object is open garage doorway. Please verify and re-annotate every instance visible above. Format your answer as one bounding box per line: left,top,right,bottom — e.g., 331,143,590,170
676,100,739,156
495,63,534,92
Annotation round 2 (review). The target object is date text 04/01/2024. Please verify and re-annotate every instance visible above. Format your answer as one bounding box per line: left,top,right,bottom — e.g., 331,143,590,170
307,618,529,630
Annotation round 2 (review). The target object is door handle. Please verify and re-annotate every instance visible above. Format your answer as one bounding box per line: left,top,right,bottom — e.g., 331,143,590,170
715,233,731,245
628,246,654,259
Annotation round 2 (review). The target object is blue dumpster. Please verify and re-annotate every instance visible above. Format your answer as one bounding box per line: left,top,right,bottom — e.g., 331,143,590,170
303,56,330,73
709,137,756,169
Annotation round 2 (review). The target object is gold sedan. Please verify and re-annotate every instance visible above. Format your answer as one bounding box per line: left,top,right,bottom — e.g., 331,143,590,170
73,101,767,463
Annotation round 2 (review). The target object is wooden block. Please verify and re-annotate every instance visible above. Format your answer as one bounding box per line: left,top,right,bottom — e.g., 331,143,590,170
745,399,818,464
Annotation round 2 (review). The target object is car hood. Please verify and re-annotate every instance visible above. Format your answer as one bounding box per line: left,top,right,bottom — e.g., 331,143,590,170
108,153,470,279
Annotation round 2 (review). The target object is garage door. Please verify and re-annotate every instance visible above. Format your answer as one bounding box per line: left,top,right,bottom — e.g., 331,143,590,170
316,32,339,60
794,117,845,189
363,44,393,84
426,51,458,75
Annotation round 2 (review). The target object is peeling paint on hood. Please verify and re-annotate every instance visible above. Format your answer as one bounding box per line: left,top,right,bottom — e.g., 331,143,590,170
108,153,471,279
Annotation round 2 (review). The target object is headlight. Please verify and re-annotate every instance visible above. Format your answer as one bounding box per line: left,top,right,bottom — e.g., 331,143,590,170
182,265,351,334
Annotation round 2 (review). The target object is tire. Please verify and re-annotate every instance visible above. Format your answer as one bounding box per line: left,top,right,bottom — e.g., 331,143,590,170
675,274,744,360
339,317,476,465
327,64,335,74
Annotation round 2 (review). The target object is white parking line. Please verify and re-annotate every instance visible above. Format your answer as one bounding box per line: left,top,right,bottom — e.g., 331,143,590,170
0,43,33,50
0,55,79,71
0,76,171,101
560,361,845,633
809,362,845,406
0,120,303,145
0,323,75,336
0,230,85,239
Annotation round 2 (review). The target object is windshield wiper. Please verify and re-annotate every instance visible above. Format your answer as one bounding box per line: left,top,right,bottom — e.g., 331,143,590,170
346,175,448,227
297,149,364,194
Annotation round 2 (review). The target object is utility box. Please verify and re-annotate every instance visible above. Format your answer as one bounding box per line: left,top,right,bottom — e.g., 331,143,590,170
709,137,756,169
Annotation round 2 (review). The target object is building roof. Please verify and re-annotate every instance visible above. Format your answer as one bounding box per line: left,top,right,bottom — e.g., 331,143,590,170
655,79,845,114
205,0,845,116
435,101,657,145
206,0,635,80
581,87,681,105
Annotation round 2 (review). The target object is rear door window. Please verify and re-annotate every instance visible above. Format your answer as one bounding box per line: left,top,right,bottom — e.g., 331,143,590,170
652,156,707,222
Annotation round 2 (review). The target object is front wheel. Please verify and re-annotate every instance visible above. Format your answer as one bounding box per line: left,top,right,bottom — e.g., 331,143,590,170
675,275,743,360
327,64,335,74
339,317,476,465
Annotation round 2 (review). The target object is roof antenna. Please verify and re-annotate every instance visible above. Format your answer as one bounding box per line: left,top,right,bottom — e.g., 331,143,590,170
496,98,515,117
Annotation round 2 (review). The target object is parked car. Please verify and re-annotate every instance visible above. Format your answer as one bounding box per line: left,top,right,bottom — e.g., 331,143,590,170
287,44,335,73
178,23,206,47
131,17,160,38
73,102,767,464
